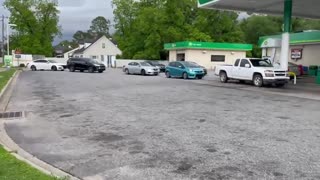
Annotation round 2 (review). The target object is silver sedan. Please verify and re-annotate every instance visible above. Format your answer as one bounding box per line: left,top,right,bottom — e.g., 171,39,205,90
124,62,160,76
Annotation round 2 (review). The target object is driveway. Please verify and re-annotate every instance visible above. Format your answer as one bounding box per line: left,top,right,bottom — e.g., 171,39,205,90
5,69,320,180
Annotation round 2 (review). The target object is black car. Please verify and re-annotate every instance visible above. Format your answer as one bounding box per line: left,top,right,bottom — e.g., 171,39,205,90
67,58,106,73
145,61,166,72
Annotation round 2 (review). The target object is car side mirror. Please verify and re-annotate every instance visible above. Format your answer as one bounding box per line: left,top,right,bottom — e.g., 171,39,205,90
245,64,251,68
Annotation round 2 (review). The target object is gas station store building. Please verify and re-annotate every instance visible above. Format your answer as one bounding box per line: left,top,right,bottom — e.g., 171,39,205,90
164,41,252,69
259,30,320,67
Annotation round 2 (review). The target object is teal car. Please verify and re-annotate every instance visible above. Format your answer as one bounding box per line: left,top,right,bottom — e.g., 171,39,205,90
165,61,205,79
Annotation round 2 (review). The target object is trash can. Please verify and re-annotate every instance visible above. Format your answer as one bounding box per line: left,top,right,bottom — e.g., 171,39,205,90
316,68,320,85
309,65,318,76
303,66,309,75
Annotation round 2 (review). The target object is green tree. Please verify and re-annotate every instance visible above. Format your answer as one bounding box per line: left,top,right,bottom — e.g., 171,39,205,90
112,0,244,60
90,16,111,37
4,0,60,56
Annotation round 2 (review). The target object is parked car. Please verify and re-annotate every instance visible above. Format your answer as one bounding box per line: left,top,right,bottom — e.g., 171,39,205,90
189,61,207,76
145,61,166,72
67,58,106,73
27,59,65,71
214,58,289,87
165,61,205,79
123,62,160,75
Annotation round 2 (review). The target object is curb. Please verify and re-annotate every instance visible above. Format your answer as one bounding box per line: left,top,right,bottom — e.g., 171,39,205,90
0,70,81,180
0,70,19,111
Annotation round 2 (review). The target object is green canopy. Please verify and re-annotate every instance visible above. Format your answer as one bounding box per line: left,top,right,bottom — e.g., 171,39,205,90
198,0,320,19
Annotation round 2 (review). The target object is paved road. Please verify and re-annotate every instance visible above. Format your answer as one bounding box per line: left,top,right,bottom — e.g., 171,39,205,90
5,69,320,180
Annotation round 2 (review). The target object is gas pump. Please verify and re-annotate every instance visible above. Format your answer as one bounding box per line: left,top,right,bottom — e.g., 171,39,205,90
261,38,296,84
260,38,282,66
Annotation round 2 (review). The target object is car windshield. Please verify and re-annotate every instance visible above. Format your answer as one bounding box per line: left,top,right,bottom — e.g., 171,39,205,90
140,62,151,66
89,59,100,64
48,60,57,63
250,59,273,67
183,61,200,68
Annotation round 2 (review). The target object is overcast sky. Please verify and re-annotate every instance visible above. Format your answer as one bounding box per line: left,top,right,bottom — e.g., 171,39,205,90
0,0,114,44
0,0,248,45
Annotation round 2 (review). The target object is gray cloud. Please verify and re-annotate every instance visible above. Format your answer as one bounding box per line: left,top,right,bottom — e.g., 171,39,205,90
0,0,114,44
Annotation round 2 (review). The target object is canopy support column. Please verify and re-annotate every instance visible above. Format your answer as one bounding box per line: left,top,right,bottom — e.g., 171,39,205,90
280,0,292,70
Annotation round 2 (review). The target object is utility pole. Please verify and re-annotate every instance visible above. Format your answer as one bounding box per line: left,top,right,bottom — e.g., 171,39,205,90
1,15,8,64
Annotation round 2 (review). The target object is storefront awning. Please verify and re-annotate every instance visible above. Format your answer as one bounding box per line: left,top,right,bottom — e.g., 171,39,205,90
198,0,320,19
258,31,320,47
164,41,253,51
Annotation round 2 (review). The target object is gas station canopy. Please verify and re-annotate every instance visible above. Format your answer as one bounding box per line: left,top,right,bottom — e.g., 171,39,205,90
198,0,320,70
198,0,320,19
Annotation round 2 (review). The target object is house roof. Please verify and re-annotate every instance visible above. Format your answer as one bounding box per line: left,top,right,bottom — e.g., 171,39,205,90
73,47,86,54
258,31,320,47
73,35,115,54
164,41,253,51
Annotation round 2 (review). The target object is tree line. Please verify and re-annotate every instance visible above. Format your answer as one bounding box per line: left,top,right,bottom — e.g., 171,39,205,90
112,0,320,59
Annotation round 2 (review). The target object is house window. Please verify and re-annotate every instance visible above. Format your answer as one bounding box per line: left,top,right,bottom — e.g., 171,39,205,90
92,56,97,59
80,55,83,58
102,43,106,49
211,55,225,62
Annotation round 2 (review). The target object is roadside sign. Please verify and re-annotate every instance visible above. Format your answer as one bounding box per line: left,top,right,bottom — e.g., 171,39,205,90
4,55,13,66
291,49,303,60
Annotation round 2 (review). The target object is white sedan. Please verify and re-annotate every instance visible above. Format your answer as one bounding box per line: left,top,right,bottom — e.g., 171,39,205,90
27,60,65,71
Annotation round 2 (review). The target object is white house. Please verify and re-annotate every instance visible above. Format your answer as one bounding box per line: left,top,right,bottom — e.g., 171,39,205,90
73,36,122,67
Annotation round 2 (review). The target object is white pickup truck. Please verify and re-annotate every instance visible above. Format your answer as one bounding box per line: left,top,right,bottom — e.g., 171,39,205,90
214,58,290,87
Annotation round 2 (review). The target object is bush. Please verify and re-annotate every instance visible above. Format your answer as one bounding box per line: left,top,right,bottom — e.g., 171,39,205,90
19,64,26,67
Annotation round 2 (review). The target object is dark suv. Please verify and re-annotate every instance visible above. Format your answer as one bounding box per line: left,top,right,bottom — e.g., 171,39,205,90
67,58,106,73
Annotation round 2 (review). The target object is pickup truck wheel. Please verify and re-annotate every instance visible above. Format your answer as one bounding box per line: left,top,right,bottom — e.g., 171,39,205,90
253,74,263,87
219,71,228,83
183,72,188,79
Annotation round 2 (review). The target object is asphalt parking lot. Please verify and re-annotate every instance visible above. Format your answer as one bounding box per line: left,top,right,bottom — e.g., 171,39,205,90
5,69,320,180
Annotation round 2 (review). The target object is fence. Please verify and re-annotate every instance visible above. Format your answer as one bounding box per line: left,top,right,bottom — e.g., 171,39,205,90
45,57,68,64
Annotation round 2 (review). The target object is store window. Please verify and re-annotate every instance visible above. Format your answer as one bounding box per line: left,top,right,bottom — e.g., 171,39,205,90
211,55,225,62
177,53,185,61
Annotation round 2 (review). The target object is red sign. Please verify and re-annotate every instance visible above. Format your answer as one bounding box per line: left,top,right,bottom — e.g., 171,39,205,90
291,49,303,59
